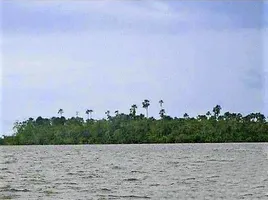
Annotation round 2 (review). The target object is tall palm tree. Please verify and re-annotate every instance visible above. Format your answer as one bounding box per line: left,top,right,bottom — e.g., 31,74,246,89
86,109,94,119
159,108,165,118
183,113,189,119
142,99,150,118
159,100,164,108
115,110,119,116
213,105,222,118
89,109,93,119
58,109,64,117
130,104,138,117
105,110,110,119
86,109,90,120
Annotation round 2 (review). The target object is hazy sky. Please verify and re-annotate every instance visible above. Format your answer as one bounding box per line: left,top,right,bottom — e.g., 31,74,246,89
1,1,267,136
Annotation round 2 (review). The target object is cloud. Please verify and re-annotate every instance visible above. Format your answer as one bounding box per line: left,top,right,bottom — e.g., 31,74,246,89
3,0,263,37
2,1,183,35
6,0,182,20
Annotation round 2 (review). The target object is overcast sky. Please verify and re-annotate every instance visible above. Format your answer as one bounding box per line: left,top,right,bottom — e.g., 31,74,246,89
1,1,267,136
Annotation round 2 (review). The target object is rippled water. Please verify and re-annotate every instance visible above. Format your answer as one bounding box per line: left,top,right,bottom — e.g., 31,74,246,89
0,143,268,199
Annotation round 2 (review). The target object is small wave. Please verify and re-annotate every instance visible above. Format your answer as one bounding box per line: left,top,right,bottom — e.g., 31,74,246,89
142,176,150,180
0,185,11,191
149,183,160,186
253,185,265,189
167,161,180,165
3,160,17,164
207,159,233,163
206,179,217,183
131,170,146,174
43,189,58,196
8,188,30,192
207,175,220,178
67,172,76,175
179,177,196,185
184,177,196,181
63,182,78,185
107,194,151,199
124,178,139,182
81,174,101,179
100,188,112,192
111,166,124,170
0,194,20,199
193,160,205,163
240,193,253,197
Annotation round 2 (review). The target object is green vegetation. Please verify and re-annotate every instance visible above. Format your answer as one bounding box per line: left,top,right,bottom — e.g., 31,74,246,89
1,102,268,145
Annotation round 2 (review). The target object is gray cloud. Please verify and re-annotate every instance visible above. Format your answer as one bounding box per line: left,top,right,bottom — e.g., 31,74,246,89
2,0,265,37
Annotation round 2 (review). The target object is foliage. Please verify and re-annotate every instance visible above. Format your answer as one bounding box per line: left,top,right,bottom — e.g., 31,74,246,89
1,104,268,145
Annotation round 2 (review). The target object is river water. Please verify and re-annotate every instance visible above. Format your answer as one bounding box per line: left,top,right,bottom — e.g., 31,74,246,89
0,143,268,199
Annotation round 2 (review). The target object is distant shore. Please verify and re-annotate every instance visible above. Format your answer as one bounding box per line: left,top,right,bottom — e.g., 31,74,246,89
1,105,267,145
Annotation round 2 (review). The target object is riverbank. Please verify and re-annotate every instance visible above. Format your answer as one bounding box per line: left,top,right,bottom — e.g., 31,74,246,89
1,111,267,145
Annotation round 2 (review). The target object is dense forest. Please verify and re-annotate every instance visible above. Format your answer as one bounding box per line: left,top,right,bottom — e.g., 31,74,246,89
1,100,268,145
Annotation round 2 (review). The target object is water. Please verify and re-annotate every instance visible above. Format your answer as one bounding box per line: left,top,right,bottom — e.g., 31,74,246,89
0,143,268,199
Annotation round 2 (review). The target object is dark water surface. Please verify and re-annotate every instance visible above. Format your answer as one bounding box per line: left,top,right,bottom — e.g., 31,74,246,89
0,143,268,199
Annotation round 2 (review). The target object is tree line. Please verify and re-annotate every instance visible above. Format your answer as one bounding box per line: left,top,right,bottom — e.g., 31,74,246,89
1,100,267,145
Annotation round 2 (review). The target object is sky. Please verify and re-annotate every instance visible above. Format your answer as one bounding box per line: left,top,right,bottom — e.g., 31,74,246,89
1,1,267,136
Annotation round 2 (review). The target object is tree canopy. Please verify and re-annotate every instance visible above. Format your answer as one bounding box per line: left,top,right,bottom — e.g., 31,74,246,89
1,104,267,145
